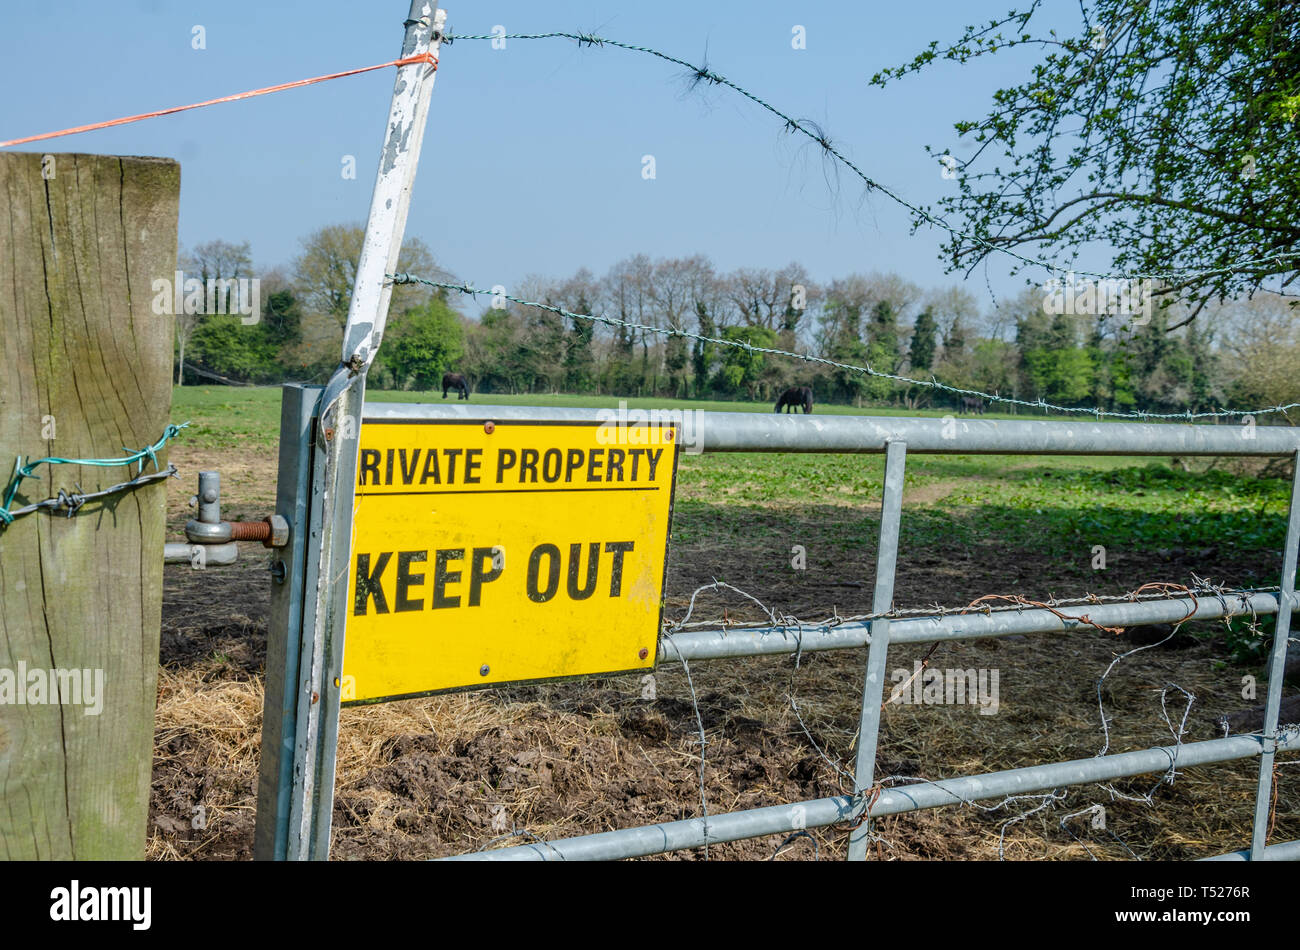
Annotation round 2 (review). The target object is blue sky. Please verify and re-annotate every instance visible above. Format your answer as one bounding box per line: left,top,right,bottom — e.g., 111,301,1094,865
0,1,1085,310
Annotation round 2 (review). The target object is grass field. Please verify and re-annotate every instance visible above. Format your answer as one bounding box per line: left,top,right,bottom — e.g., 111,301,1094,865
169,384,1292,557
151,384,1299,861
171,385,1041,451
169,383,1207,445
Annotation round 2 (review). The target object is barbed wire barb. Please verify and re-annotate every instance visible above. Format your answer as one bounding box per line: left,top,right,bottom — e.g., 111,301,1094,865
0,423,188,527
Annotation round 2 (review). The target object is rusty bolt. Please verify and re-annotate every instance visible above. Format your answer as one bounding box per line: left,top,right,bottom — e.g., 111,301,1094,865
665,429,675,441
324,426,336,441
225,514,289,547
638,648,649,660
311,691,319,705
483,421,496,434
228,520,271,542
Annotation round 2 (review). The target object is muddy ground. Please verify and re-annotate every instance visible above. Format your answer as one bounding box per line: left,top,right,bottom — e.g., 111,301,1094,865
148,445,1299,860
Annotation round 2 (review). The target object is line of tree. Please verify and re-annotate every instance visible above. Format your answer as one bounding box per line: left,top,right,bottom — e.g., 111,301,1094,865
176,225,455,388
177,5,1298,415
176,227,1297,414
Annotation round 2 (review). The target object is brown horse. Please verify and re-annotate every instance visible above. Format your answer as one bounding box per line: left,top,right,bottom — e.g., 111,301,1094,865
442,372,470,400
774,386,813,414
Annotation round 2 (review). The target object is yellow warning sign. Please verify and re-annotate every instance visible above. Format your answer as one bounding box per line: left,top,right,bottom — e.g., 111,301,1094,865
341,419,679,703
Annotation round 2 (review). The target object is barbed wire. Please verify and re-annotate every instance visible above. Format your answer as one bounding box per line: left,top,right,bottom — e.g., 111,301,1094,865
390,273,1300,421
661,593,715,857
661,575,1283,860
475,825,566,858
1059,804,1139,860
0,423,188,526
662,579,1281,633
668,579,861,792
0,465,180,525
664,576,1272,857
769,829,820,860
438,29,1300,287
673,649,710,860
1094,585,1198,759
470,570,1286,859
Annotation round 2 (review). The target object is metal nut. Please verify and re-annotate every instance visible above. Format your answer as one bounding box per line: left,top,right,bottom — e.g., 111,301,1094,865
264,514,290,548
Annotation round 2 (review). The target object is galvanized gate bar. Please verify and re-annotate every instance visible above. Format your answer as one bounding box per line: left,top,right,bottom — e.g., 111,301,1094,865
848,440,907,861
657,592,1286,661
254,384,321,860
244,2,1296,864
362,403,1300,457
271,398,1300,861
1250,449,1300,857
444,730,1300,861
1203,839,1300,861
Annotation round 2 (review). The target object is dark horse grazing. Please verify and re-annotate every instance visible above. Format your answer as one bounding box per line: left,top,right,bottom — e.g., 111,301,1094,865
959,395,985,415
774,386,813,414
442,372,470,400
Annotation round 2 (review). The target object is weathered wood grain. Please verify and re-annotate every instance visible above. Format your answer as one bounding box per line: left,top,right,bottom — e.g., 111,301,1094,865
0,152,179,859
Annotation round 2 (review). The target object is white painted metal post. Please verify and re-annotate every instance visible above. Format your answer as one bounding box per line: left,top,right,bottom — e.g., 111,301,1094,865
284,0,446,861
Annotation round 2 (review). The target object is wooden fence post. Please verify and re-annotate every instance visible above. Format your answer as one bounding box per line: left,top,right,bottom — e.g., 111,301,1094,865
0,151,180,859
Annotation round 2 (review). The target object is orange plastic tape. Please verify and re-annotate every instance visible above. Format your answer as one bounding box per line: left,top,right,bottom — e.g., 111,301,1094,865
0,52,437,149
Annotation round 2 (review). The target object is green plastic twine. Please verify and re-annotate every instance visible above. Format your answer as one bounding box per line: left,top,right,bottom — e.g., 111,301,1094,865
0,422,189,525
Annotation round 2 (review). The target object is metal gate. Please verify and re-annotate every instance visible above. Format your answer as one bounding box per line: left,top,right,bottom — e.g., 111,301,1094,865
254,391,1300,861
